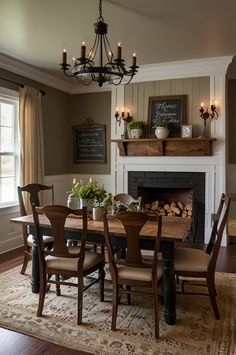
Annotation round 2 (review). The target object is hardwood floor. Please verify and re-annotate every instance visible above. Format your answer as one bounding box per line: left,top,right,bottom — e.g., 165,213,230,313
0,244,236,355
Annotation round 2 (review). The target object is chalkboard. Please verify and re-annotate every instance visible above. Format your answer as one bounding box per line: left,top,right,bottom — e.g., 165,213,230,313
147,95,186,137
73,118,106,163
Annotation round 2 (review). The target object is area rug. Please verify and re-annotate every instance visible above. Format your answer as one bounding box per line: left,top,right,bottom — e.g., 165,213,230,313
0,266,235,355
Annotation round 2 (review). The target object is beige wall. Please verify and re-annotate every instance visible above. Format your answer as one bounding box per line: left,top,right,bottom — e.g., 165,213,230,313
228,79,236,164
69,92,111,175
125,77,210,138
0,68,70,176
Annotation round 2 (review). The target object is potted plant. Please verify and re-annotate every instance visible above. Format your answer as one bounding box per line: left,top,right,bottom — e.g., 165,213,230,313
129,120,146,138
154,119,171,139
69,178,108,219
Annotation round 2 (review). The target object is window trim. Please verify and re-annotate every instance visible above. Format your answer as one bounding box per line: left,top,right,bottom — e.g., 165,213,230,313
0,87,19,208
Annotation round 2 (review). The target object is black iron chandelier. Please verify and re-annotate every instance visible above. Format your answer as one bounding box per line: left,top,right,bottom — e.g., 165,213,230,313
60,0,138,87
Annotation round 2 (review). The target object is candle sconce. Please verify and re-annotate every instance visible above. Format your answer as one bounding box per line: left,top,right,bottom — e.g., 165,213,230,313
199,101,219,138
115,108,133,139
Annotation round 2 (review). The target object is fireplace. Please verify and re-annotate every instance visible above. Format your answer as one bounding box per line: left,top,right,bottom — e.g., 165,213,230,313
128,172,205,243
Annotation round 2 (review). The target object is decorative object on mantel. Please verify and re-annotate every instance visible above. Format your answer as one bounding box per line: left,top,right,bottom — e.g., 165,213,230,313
129,120,147,139
115,107,133,139
154,118,170,139
60,0,138,87
181,125,192,138
111,137,216,157
199,101,219,138
148,95,186,137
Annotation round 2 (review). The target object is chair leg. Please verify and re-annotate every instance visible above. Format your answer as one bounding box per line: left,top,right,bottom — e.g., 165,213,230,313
55,275,61,296
20,251,30,275
126,285,131,305
111,284,119,331
77,277,84,325
207,276,220,319
153,281,159,340
99,265,105,302
37,274,46,317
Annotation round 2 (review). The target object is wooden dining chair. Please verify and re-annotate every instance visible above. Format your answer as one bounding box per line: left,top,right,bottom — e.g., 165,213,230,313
32,204,105,324
103,211,163,339
18,183,54,275
174,193,231,319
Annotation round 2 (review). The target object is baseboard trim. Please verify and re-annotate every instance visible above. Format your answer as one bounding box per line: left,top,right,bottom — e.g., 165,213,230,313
0,246,24,262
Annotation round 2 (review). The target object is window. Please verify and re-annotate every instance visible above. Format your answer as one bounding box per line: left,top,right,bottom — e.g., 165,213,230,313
0,88,19,207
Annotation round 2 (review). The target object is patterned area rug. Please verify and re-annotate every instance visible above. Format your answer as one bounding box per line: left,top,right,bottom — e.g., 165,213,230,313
0,266,235,355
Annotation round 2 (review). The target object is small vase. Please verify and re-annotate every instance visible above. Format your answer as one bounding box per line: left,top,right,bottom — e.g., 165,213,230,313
92,207,105,221
79,198,94,214
130,128,143,139
67,194,79,209
155,127,169,139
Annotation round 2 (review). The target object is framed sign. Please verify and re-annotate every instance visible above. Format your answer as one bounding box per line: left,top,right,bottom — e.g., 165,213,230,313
147,95,186,137
73,118,106,164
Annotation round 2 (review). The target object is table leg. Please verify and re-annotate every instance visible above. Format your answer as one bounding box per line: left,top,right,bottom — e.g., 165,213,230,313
161,241,176,325
31,234,40,293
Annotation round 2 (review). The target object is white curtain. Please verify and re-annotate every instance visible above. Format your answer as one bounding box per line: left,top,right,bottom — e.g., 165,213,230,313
19,86,45,212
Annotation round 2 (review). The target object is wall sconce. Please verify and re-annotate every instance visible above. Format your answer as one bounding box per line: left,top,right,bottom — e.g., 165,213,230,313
199,101,219,138
115,107,133,139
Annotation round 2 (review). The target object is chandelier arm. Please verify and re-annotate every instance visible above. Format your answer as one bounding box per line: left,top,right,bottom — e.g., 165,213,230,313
103,35,113,62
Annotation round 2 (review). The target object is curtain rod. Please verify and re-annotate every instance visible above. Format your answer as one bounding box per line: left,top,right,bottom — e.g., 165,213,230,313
0,77,46,96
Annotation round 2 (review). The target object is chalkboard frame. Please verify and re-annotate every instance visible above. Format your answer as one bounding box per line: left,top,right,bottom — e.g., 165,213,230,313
147,95,186,137
73,118,106,164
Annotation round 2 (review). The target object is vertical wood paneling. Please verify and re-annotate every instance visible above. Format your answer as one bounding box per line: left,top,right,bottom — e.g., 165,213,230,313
125,77,210,137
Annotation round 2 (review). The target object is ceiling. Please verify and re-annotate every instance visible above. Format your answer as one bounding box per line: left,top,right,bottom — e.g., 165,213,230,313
0,0,235,86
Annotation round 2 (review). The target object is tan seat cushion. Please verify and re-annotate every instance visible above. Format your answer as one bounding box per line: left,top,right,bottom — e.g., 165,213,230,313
175,247,211,273
27,234,54,246
46,251,104,272
117,261,163,282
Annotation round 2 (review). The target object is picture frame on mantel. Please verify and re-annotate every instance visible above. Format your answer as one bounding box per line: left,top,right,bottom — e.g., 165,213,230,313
147,95,186,137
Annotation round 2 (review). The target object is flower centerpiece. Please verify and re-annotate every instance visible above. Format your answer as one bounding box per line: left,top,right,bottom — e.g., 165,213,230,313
69,178,110,220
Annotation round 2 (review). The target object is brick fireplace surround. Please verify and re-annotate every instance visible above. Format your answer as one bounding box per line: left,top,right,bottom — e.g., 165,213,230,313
128,171,205,243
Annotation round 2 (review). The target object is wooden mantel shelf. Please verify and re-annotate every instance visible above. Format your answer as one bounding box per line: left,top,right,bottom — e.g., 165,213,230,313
111,138,216,157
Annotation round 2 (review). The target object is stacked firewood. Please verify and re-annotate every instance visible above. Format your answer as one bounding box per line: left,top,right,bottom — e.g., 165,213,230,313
143,200,192,218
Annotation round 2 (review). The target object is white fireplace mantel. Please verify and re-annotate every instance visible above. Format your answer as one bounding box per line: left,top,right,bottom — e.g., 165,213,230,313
110,56,233,246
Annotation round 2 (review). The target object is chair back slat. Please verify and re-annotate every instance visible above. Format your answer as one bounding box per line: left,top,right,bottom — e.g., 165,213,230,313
206,193,225,255
18,183,54,215
208,194,231,271
104,211,161,269
33,204,87,261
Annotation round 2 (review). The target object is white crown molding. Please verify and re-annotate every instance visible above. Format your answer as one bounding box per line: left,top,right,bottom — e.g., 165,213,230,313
0,53,72,93
0,53,233,94
133,56,234,83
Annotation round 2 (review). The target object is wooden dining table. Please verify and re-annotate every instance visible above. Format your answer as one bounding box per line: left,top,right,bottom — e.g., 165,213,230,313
10,214,191,326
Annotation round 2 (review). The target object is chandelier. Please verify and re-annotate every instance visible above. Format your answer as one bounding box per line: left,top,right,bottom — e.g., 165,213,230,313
60,0,138,87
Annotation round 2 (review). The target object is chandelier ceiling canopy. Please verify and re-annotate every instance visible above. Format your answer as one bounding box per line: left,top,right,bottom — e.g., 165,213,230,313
60,0,138,87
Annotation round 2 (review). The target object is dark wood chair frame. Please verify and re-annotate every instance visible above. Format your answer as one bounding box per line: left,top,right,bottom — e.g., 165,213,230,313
103,211,162,339
18,183,54,275
175,193,231,319
32,204,105,325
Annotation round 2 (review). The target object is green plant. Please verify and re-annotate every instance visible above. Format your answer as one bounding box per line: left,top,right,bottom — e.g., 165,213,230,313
129,120,146,130
154,118,171,129
70,178,107,204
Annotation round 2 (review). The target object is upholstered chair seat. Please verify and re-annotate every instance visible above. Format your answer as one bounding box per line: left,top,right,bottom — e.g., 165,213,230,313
46,252,104,272
117,263,162,282
175,248,211,273
27,234,54,247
